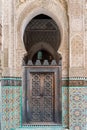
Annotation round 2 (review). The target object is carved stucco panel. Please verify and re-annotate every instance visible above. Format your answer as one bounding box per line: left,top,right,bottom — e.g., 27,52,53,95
69,0,84,35
69,1,83,18
85,1,87,75
70,35,84,68
70,19,83,32
16,0,67,12
59,0,67,11
16,0,26,8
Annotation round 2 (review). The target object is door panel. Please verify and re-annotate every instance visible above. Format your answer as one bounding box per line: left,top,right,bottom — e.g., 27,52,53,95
29,73,54,122
43,73,54,122
31,74,41,121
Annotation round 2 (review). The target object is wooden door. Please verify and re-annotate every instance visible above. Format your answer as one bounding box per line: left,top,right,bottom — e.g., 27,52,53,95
29,72,55,122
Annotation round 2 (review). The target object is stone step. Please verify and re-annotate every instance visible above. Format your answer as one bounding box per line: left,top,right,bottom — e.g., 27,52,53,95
11,125,64,130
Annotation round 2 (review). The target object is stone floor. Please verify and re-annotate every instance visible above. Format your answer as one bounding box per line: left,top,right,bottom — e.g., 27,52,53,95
12,125,65,130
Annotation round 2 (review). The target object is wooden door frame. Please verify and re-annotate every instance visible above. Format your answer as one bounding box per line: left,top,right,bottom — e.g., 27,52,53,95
22,65,62,125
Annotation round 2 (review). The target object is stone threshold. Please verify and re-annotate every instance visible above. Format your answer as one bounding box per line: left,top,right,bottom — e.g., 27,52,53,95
11,125,69,130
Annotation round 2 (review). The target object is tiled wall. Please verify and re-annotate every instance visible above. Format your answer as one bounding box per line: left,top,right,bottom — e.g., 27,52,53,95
69,87,87,130
1,78,87,130
1,78,69,130
1,86,22,130
62,86,69,128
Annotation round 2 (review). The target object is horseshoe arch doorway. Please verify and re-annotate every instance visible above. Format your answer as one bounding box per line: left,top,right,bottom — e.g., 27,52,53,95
22,14,62,125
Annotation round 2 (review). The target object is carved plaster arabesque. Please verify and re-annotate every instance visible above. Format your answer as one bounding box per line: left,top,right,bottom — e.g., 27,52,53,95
16,0,69,77
16,0,68,12
70,35,84,68
59,0,67,11
16,0,68,51
16,0,26,7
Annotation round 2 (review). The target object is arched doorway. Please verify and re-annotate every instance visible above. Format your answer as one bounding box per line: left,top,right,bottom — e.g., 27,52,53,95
23,14,61,64
22,14,62,125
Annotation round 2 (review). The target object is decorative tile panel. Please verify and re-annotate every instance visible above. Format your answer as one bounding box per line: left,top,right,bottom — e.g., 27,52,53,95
62,86,69,128
2,77,87,130
1,77,22,86
69,87,86,130
62,77,87,86
1,86,22,130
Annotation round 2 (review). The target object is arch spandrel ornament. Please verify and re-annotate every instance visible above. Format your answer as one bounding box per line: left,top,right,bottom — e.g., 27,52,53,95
16,0,67,12
16,0,26,8
17,0,68,49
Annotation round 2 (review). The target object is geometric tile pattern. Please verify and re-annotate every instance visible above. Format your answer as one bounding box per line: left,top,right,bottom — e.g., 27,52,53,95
1,77,22,86
62,77,87,87
85,89,87,129
1,77,87,130
62,86,69,128
1,86,22,130
69,87,86,130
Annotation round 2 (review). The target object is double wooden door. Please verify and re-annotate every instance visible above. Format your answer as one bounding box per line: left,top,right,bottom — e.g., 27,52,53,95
28,72,55,122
